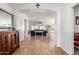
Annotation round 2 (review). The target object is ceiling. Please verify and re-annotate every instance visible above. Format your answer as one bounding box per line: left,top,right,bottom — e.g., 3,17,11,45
19,9,56,25
19,9,56,20
9,3,57,25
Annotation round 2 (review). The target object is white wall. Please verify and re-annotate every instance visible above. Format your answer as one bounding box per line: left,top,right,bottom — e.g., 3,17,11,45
74,6,79,33
13,10,28,41
60,4,75,55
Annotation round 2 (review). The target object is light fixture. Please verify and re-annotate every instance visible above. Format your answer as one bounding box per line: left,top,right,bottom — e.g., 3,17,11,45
37,22,42,24
35,21,42,24
36,3,40,8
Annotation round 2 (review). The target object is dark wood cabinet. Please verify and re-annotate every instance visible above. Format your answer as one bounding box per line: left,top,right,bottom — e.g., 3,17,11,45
74,33,79,49
0,31,19,55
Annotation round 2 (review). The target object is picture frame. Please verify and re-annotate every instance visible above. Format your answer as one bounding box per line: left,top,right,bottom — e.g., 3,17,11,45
76,16,79,25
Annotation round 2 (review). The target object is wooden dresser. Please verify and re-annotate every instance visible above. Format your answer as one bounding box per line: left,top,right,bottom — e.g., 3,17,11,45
0,31,19,55
74,33,79,49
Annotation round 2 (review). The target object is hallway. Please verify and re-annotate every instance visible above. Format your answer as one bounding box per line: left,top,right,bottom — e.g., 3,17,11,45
13,36,67,55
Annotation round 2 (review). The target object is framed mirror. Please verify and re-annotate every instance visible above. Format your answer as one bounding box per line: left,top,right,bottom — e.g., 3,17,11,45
76,16,79,25
0,9,14,30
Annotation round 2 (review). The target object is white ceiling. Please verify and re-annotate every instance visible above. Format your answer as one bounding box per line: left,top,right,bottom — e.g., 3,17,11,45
19,9,56,20
9,3,58,25
10,3,61,10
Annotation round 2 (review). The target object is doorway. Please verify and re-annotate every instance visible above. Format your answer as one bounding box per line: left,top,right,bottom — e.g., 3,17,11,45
24,19,29,39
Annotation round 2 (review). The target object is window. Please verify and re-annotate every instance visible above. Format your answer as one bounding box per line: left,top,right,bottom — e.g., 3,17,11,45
31,25,47,30
42,26,46,30
39,26,43,30
31,26,38,30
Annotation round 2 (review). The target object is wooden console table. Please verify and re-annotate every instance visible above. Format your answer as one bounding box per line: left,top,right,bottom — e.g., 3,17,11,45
0,31,19,55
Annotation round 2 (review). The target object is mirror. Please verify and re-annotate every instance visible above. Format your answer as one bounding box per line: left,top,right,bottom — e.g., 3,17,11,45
76,16,79,25
0,9,13,29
